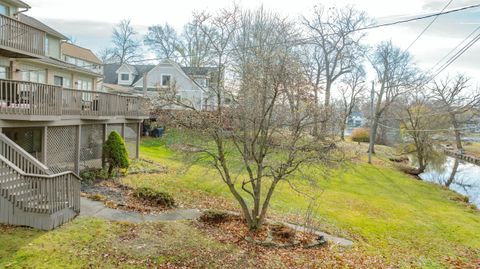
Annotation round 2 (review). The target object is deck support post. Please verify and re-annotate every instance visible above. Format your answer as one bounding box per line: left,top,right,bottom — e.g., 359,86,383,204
136,122,140,159
75,125,81,174
42,126,48,165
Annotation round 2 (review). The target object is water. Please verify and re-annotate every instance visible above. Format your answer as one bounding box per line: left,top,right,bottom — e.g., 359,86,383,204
420,157,480,207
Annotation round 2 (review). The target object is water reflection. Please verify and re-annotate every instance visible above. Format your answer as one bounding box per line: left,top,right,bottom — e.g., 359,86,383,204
420,157,480,207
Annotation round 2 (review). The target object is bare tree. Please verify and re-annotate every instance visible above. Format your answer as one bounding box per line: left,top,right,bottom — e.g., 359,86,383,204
112,19,142,64
177,18,215,67
396,90,447,174
302,6,368,137
368,41,419,162
158,7,337,231
338,66,366,140
430,74,480,153
96,48,117,64
299,44,324,137
144,23,181,60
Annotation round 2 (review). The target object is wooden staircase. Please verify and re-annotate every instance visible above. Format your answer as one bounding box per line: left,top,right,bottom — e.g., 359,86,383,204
0,133,81,230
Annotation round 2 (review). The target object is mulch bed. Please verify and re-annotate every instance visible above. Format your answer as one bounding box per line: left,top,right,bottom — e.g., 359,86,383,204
82,180,173,214
194,212,389,269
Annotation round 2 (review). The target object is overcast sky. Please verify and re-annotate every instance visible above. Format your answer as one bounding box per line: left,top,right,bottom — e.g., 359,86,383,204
26,0,480,83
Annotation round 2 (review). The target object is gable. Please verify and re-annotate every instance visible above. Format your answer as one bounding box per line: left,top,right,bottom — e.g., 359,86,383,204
133,62,201,91
116,64,137,75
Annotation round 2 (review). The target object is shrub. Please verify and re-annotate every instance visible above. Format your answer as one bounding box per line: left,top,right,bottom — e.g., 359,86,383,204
351,128,370,143
133,187,175,208
79,168,109,184
199,210,231,224
103,131,129,177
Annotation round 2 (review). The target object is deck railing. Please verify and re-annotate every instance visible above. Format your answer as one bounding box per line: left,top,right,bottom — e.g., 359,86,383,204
0,14,46,56
0,155,81,214
0,79,147,119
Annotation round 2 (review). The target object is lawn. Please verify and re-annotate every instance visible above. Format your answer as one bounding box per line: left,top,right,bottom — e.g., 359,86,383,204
0,130,479,268
464,141,480,158
123,131,480,268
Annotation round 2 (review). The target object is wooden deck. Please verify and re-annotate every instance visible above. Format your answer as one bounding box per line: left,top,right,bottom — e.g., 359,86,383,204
0,79,148,121
0,14,46,58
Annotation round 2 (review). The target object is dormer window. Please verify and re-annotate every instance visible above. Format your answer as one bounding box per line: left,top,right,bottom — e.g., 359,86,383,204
121,74,130,81
161,74,171,87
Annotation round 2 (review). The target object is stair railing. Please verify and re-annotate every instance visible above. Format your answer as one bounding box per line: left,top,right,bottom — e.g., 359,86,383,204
0,153,81,214
0,133,51,175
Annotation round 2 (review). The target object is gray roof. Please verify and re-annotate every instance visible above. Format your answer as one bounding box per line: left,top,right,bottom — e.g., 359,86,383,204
18,14,68,40
103,63,155,85
103,63,216,87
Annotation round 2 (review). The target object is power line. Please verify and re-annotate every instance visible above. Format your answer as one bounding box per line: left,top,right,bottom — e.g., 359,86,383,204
429,25,480,72
405,0,454,51
108,3,480,66
429,30,480,81
3,3,479,76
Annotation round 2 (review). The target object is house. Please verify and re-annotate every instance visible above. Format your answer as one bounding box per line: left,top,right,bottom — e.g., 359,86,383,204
103,60,221,110
61,42,103,76
0,0,147,230
347,112,365,128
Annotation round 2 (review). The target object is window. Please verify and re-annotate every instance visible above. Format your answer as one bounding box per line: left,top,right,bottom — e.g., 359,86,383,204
161,75,171,87
0,4,9,16
44,38,49,55
196,78,207,87
54,76,63,86
121,74,130,81
22,69,46,83
77,79,92,91
0,66,9,79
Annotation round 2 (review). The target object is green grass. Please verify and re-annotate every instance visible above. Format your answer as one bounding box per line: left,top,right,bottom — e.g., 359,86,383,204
464,141,480,158
121,132,480,268
1,130,479,268
0,218,252,269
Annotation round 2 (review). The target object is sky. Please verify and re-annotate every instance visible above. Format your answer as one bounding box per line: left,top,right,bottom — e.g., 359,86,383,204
25,0,480,83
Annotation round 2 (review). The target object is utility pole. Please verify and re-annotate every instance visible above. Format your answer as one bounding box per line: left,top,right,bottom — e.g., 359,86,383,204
368,80,374,164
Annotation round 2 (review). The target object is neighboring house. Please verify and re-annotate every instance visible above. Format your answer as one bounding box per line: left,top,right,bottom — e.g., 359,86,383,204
0,0,147,230
103,60,221,110
347,112,365,128
61,42,103,75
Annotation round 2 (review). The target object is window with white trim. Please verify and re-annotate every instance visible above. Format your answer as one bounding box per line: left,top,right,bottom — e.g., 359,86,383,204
161,74,171,87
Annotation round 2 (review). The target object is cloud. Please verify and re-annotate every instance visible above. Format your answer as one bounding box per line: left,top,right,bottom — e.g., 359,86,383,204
39,18,148,53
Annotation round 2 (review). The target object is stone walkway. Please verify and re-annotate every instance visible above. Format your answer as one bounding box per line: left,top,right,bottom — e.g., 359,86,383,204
80,197,202,222
80,197,353,247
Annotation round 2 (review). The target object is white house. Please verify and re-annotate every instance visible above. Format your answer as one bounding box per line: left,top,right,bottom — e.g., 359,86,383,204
103,60,220,110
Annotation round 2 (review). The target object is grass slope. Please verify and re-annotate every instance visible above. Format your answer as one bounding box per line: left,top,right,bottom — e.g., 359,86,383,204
123,134,480,268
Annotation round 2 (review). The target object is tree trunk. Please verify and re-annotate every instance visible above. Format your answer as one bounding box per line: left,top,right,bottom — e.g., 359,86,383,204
368,114,379,158
320,81,331,138
445,159,460,187
340,121,346,141
449,114,463,153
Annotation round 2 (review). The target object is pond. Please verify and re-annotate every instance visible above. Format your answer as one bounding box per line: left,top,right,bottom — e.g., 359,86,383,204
420,157,480,208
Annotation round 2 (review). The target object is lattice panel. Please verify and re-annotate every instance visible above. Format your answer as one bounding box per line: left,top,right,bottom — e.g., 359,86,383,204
124,123,138,158
106,124,122,138
80,125,103,170
47,126,77,173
